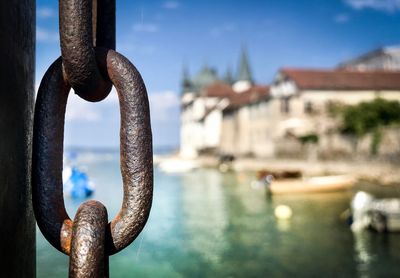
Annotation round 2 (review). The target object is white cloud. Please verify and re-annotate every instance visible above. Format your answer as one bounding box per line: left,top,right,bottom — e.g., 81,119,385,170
133,23,159,33
37,6,56,18
37,27,59,43
334,13,350,23
65,93,102,122
344,0,400,12
67,87,119,122
36,84,178,127
210,23,236,38
118,42,157,55
163,1,180,9
149,91,179,122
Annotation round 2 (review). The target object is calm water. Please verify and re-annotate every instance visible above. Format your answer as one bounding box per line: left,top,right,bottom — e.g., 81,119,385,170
37,151,400,277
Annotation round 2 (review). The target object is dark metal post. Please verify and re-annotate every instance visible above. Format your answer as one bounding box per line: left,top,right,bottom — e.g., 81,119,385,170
0,0,36,277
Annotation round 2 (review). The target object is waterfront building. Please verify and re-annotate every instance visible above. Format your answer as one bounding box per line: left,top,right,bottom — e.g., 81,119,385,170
339,46,400,71
181,46,400,159
180,48,267,158
270,68,400,158
220,85,271,157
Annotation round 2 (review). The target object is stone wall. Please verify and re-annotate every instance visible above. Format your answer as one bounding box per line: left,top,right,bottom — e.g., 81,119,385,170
274,127,400,161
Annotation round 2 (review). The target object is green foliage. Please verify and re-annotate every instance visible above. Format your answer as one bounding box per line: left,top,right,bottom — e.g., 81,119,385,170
341,98,400,137
370,128,382,155
339,98,400,155
326,101,345,117
298,133,319,144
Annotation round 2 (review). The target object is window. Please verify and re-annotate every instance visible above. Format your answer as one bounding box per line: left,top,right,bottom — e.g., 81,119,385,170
304,101,313,114
281,97,290,114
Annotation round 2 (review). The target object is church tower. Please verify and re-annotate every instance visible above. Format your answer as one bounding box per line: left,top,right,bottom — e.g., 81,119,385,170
223,66,234,85
233,47,253,93
181,64,194,94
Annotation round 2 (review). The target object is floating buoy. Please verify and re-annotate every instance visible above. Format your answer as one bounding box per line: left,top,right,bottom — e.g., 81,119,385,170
219,163,229,173
274,205,293,220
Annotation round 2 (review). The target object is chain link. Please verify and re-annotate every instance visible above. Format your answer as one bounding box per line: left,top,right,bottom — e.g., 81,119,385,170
33,1,153,276
69,201,108,278
59,0,115,102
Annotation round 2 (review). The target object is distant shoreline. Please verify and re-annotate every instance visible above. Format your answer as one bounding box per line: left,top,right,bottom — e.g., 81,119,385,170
66,145,179,155
155,154,400,186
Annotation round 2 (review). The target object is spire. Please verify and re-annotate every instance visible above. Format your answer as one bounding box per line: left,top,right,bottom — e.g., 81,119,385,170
181,64,193,94
192,63,218,91
224,66,234,85
182,64,190,82
237,46,253,84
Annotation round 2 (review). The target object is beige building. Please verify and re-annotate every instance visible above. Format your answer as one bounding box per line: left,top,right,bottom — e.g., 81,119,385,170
220,68,400,159
180,82,230,158
269,68,400,157
271,69,400,125
339,46,400,71
220,86,272,157
181,46,400,159
180,49,256,158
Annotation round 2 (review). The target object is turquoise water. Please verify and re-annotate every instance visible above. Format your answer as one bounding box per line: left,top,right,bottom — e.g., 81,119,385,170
37,151,400,277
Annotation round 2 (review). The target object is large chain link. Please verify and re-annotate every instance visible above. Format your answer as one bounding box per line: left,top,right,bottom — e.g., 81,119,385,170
32,1,153,277
59,0,115,102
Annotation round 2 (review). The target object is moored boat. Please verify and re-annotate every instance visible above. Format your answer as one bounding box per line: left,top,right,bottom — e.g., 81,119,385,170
158,158,199,174
63,166,95,199
350,191,400,233
266,175,356,195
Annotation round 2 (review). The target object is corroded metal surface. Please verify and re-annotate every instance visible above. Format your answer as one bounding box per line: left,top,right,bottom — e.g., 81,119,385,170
93,0,115,49
32,57,72,254
32,49,153,256
59,0,115,102
35,2,152,275
69,201,108,278
105,49,153,254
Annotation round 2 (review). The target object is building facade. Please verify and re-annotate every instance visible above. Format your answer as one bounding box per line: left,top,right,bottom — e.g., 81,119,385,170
270,68,400,158
220,86,272,157
339,46,400,71
181,46,400,159
180,49,267,158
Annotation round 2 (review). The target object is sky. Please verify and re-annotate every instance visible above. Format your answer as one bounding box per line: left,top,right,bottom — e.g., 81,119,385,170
36,0,400,149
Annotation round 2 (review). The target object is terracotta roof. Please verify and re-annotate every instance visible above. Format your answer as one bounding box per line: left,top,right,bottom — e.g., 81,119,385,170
280,68,400,90
200,81,269,111
227,85,270,109
202,81,235,98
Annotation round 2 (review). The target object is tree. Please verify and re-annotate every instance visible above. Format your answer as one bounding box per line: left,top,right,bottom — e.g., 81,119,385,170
340,98,400,155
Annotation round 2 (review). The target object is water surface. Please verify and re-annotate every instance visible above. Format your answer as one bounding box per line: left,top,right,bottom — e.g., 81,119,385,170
37,151,400,277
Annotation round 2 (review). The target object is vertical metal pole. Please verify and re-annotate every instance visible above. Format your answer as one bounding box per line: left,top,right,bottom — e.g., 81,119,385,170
0,0,36,277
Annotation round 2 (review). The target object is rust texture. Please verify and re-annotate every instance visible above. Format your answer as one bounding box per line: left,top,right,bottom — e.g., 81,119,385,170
69,201,108,278
59,0,115,102
34,1,152,275
32,57,72,254
32,49,153,257
105,49,153,254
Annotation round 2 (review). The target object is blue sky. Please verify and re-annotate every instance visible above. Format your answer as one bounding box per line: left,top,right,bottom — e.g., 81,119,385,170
36,0,400,148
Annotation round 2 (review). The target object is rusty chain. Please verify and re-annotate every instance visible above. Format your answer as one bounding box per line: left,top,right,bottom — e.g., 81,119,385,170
70,201,108,277
32,1,153,277
59,0,115,102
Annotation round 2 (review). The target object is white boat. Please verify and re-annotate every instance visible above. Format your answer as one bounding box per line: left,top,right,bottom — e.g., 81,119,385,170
351,191,400,233
158,158,199,174
266,175,355,195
